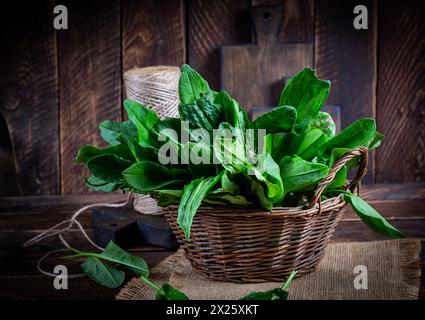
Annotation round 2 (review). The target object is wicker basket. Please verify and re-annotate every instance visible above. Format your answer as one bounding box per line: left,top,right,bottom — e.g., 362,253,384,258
163,147,368,283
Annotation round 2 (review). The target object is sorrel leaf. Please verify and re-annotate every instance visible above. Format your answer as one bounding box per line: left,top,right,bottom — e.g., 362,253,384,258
123,161,188,192
178,174,223,240
179,97,223,131
318,118,376,157
213,122,247,174
100,241,149,277
252,105,297,134
179,64,212,105
85,175,120,192
124,99,160,147
81,257,125,289
343,193,406,238
76,144,134,163
214,90,250,131
99,120,137,146
251,153,284,202
285,127,328,158
278,67,330,129
87,154,133,183
279,155,329,195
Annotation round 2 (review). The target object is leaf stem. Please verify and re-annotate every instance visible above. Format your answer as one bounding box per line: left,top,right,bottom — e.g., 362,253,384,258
282,270,298,291
62,247,103,260
139,275,164,294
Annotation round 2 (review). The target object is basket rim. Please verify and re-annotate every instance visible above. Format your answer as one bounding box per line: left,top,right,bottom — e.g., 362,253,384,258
164,194,345,218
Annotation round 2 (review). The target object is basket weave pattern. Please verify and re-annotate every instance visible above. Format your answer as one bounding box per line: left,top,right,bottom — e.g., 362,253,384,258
163,147,368,283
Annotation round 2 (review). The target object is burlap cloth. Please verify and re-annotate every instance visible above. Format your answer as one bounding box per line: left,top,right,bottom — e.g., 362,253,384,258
117,240,421,300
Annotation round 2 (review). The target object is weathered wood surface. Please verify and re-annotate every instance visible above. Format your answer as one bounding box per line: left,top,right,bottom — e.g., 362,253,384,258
376,0,425,183
187,0,252,90
221,5,313,110
122,0,186,72
315,0,377,183
0,0,59,196
252,0,313,43
58,0,122,195
1,183,424,299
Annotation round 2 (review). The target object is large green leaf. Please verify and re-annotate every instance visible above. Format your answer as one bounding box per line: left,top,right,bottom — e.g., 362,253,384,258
100,241,149,277
81,257,125,289
117,134,157,163
343,193,406,238
123,161,188,192
279,155,329,196
154,117,183,141
76,144,134,163
179,97,223,132
252,105,297,134
179,64,212,105
318,118,376,158
87,154,133,183
214,90,250,131
124,99,160,147
278,67,331,129
99,120,137,146
178,174,222,240
284,127,328,159
213,122,247,174
85,175,120,192
250,153,284,202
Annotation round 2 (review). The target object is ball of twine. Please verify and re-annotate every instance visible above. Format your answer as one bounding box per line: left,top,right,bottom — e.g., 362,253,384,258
124,66,181,214
124,66,180,119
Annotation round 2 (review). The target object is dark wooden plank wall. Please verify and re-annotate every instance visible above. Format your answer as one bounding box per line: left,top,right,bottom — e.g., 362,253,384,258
0,0,60,195
59,0,122,194
376,0,425,183
315,0,377,183
0,0,424,196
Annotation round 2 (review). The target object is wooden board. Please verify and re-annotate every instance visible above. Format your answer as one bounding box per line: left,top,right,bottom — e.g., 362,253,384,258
0,0,59,196
122,0,186,72
252,0,313,43
376,0,425,183
315,0,377,183
187,0,252,90
221,5,313,111
59,0,122,194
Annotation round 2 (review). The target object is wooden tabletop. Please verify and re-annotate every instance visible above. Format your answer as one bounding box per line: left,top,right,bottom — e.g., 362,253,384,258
1,183,425,300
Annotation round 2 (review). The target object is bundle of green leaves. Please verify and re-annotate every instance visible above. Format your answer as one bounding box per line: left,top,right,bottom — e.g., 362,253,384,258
77,64,404,240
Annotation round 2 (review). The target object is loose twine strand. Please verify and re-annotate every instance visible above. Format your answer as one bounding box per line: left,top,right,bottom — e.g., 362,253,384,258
23,194,134,278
